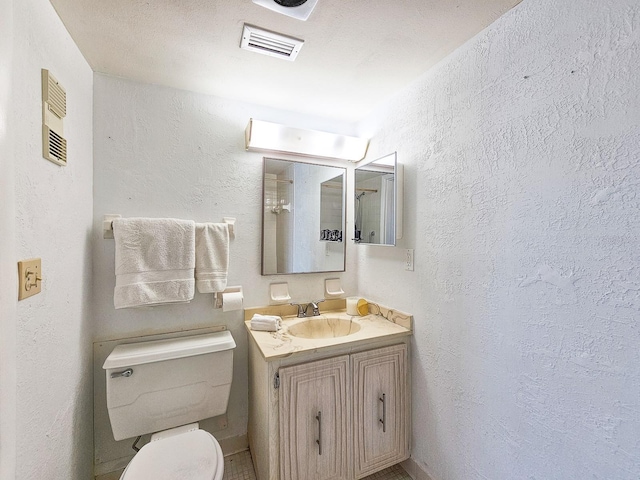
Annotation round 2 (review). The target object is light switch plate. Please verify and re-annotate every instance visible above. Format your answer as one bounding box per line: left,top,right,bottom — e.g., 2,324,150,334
18,258,42,300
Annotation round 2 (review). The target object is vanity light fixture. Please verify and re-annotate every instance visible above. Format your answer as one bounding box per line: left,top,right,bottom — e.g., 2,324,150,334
245,119,369,162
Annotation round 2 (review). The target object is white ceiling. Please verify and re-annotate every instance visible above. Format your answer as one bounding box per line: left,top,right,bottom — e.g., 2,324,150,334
50,0,522,122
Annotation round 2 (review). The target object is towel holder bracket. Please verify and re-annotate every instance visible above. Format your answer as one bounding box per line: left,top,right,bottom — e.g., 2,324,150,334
223,217,236,238
103,214,122,239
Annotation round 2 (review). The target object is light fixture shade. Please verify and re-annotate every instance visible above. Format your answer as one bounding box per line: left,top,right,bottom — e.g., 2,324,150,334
245,119,369,162
251,0,319,21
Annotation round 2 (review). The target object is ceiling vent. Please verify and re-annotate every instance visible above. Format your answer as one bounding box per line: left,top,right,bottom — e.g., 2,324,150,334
41,69,67,166
252,0,319,21
240,24,304,61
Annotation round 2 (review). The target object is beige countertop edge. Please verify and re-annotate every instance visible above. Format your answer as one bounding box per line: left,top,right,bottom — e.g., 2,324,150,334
246,324,412,361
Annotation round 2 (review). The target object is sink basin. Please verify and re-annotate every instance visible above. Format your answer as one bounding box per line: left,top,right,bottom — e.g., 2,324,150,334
287,317,361,339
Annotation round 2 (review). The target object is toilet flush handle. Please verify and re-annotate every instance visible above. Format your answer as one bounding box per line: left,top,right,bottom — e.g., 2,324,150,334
110,368,133,379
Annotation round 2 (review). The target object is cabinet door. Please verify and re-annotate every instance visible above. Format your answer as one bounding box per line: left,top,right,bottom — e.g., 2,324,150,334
279,355,350,480
352,344,408,478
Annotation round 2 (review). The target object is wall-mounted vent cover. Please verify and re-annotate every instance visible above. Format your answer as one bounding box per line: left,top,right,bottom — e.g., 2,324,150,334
240,24,304,61
42,125,68,165
41,69,67,166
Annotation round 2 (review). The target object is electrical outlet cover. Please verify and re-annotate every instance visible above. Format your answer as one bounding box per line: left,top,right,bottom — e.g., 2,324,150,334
18,258,42,300
405,249,414,271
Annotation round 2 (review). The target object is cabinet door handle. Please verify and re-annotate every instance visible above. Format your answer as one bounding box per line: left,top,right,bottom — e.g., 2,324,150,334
379,393,386,433
316,411,322,455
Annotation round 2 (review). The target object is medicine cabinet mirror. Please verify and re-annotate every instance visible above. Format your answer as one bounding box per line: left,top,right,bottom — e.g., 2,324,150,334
262,157,346,275
354,152,402,246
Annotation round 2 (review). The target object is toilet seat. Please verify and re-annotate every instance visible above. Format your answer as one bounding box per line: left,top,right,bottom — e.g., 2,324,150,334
120,429,224,480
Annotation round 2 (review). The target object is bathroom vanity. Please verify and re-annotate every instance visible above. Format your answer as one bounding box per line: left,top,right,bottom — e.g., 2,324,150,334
245,300,412,480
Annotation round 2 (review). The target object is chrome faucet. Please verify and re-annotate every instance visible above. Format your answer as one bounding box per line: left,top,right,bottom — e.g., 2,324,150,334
290,302,307,318
290,300,325,318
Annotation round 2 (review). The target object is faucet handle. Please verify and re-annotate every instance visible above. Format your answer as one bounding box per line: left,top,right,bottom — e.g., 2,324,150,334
290,302,307,318
309,299,325,316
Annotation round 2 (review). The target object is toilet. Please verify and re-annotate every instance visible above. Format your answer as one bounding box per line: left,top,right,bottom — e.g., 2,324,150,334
103,330,236,480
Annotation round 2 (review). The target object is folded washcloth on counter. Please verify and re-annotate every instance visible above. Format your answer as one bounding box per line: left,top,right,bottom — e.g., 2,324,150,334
250,314,282,332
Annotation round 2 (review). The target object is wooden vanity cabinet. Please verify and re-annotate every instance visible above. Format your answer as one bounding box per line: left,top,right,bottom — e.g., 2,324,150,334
279,356,350,480
248,340,409,480
352,344,409,478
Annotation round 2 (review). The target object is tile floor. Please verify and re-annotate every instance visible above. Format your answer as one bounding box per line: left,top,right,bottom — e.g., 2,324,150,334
223,450,257,480
363,462,412,480
222,449,412,480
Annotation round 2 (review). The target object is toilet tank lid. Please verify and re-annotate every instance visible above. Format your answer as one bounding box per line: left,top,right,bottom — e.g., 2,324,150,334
103,331,236,370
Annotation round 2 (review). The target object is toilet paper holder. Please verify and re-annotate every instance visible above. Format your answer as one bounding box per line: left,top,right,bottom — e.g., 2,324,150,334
215,286,243,309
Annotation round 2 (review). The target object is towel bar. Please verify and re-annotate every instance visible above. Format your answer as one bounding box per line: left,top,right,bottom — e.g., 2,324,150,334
103,215,236,239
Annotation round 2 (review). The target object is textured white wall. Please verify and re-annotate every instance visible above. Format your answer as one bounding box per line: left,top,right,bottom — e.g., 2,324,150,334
357,0,640,478
4,0,95,478
92,74,358,469
0,0,17,477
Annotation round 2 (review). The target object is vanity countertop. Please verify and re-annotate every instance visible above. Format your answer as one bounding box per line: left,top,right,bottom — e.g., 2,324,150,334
244,303,413,361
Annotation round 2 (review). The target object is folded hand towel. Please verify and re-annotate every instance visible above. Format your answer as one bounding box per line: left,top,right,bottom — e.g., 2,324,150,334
250,314,282,332
195,223,229,293
252,314,281,321
113,218,195,309
251,322,280,332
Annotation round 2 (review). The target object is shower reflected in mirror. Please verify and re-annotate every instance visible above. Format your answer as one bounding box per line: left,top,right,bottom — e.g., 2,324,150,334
354,152,399,246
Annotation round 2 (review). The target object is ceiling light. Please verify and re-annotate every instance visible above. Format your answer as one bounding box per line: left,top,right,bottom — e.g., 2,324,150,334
240,24,304,61
245,119,369,162
252,0,319,21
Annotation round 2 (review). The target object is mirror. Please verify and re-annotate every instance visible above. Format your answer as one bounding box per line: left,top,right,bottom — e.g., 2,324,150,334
262,158,346,275
354,152,401,246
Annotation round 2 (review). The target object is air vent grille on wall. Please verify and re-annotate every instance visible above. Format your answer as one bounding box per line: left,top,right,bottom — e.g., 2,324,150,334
240,24,304,61
43,71,66,118
41,69,67,166
43,125,68,165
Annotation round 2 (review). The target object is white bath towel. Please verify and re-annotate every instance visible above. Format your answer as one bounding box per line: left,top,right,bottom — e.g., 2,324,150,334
195,223,229,293
250,314,282,332
113,218,196,309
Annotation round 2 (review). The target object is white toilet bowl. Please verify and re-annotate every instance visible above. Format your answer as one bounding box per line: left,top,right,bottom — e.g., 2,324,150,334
120,428,224,480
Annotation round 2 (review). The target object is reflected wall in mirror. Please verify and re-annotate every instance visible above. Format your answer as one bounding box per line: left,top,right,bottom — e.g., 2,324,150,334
354,152,400,246
262,158,346,275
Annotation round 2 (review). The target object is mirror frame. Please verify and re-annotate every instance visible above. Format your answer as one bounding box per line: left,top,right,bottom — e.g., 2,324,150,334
353,151,402,246
261,157,347,275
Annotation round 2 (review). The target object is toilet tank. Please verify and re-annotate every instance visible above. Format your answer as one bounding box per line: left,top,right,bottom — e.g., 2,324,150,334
103,331,236,441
